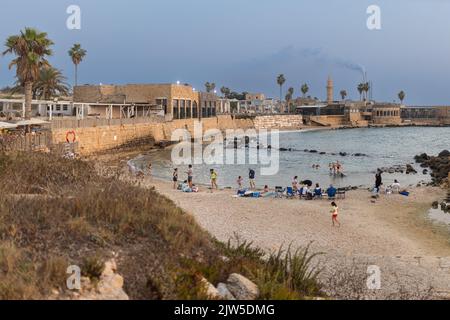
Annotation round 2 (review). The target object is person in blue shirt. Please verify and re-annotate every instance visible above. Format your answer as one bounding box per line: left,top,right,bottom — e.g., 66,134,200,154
326,184,337,199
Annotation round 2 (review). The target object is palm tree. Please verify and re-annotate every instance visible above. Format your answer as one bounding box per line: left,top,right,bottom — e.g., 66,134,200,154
357,83,364,101
210,82,216,93
68,43,87,87
3,27,54,119
301,83,309,98
277,74,286,105
340,90,347,101
205,82,211,92
220,86,230,99
34,67,70,100
398,91,406,104
363,82,370,101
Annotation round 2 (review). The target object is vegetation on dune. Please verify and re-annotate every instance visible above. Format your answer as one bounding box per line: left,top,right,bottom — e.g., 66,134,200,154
0,152,323,300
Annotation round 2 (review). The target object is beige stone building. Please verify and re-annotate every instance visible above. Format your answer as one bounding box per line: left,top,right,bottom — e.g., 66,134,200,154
74,83,211,120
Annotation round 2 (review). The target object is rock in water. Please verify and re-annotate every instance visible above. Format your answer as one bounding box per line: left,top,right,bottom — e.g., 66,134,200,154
226,274,259,300
406,164,417,174
438,150,450,158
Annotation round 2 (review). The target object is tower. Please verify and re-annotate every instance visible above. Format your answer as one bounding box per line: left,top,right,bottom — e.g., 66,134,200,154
327,76,334,104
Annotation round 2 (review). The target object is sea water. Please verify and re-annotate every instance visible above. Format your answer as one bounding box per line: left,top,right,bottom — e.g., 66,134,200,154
133,126,450,189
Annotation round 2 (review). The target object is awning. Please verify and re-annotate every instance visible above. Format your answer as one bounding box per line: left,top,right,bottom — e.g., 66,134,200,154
0,121,18,129
15,118,50,126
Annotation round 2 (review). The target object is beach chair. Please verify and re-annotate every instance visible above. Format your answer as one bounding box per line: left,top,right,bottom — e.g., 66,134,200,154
337,188,346,199
275,186,285,198
286,187,295,198
326,188,337,200
314,188,323,199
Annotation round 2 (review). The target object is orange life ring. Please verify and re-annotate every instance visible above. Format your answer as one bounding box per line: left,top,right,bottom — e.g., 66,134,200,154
66,130,76,143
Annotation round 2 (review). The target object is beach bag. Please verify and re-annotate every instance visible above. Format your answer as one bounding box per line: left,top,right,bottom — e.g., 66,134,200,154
400,191,410,197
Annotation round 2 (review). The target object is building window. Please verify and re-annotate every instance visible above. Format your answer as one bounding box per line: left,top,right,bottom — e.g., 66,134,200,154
173,99,179,119
180,100,186,119
63,105,68,111
186,100,191,118
202,101,207,118
193,101,198,118
156,98,168,114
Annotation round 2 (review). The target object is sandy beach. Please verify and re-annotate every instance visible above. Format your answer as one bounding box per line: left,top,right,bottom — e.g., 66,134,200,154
142,176,450,298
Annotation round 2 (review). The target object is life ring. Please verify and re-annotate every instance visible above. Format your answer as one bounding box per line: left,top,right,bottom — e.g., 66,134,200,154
66,130,76,143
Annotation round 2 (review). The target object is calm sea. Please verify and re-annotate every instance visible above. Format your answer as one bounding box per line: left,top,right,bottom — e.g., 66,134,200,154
132,127,450,190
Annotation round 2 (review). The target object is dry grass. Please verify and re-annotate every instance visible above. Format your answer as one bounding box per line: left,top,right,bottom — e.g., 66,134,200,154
0,152,323,300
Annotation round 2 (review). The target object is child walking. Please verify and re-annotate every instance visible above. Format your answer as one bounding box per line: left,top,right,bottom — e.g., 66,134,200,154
330,202,341,227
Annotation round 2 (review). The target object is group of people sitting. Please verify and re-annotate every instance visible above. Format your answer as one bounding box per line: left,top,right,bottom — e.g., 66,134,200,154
290,176,338,200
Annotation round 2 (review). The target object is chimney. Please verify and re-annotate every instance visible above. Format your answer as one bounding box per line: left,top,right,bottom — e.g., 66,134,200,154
327,76,334,104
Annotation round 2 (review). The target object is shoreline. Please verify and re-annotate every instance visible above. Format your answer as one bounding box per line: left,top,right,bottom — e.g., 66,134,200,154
94,146,450,298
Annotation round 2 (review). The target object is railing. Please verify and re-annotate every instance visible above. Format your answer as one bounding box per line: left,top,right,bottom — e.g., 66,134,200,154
50,115,165,130
0,131,52,152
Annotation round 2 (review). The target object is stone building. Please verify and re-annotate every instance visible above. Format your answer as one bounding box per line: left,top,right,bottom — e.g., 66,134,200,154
371,103,402,125
199,92,218,118
73,83,220,120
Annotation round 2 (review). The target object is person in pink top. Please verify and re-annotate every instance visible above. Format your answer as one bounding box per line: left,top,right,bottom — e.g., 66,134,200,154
330,202,341,227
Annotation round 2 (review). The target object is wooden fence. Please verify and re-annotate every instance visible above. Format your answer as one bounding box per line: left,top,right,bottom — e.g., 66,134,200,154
0,131,52,152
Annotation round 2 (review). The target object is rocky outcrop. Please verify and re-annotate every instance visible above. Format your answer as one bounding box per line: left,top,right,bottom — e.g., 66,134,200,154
200,273,259,300
50,259,129,300
415,150,450,185
225,273,260,300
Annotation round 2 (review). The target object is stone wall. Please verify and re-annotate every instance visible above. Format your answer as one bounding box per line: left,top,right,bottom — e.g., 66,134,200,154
52,115,306,155
253,115,303,129
310,115,347,126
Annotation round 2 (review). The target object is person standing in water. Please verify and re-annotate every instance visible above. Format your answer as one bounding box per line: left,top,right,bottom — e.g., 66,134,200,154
172,168,178,189
210,169,218,191
330,202,341,227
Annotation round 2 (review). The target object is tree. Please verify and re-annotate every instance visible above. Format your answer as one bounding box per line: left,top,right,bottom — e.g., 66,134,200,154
357,83,364,101
3,27,54,119
68,43,87,87
340,90,347,101
363,82,370,101
301,83,309,98
205,82,211,92
34,67,70,100
398,91,405,104
210,82,216,93
277,74,286,104
220,86,231,99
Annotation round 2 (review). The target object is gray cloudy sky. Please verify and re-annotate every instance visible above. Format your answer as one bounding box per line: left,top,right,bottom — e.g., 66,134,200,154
1,0,450,105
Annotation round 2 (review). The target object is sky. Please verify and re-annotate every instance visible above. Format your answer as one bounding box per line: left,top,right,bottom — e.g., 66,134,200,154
1,0,450,105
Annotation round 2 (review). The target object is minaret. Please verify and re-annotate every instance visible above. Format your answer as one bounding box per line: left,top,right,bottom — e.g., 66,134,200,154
327,76,334,104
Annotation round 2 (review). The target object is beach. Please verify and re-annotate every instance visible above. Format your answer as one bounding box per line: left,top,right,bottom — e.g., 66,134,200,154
139,175,450,298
